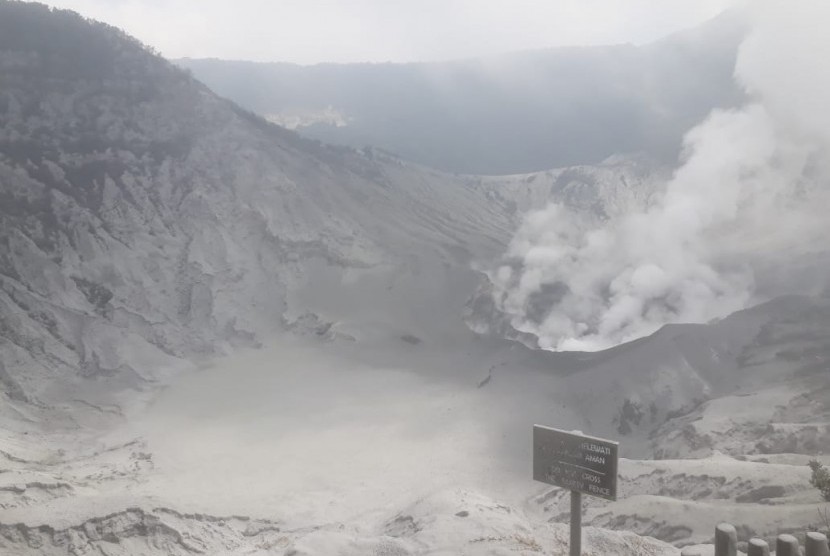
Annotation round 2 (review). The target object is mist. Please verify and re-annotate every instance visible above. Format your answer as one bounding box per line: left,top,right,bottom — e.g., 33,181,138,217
487,0,830,352
40,0,735,64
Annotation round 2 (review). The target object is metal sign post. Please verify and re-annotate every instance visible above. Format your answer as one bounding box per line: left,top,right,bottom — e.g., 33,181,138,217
533,425,619,556
570,490,581,556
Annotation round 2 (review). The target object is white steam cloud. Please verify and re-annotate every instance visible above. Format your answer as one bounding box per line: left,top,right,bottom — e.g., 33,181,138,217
489,0,830,352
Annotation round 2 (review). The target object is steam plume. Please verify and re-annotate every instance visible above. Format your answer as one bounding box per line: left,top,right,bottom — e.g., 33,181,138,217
488,0,830,351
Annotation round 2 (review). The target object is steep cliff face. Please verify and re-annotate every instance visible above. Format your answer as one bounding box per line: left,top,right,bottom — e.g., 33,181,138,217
0,2,520,406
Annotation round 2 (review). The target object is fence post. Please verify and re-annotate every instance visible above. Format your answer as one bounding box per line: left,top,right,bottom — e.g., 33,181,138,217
715,523,737,556
747,538,770,556
806,532,830,556
777,534,800,556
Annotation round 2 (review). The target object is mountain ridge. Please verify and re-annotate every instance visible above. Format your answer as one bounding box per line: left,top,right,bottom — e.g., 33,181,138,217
176,9,747,174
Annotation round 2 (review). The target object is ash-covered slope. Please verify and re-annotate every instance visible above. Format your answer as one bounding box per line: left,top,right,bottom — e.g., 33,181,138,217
0,1,517,409
528,294,830,547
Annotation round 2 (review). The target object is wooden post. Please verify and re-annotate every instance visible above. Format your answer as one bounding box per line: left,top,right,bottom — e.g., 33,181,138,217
715,523,737,556
570,490,581,556
806,532,830,556
776,534,800,556
747,538,770,556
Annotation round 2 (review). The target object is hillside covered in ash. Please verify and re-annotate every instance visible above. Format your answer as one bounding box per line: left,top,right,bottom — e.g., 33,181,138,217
1,2,830,555
0,0,519,408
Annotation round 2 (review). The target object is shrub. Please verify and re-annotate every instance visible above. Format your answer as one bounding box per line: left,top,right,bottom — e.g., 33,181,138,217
809,460,830,501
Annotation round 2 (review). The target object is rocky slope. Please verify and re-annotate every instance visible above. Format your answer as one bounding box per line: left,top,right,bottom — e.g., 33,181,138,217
0,1,519,408
0,488,679,556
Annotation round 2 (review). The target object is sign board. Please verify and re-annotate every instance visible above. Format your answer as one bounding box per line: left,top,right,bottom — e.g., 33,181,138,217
533,425,619,501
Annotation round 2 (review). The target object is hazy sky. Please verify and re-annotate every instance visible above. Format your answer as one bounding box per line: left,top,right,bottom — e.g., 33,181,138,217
39,0,737,64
